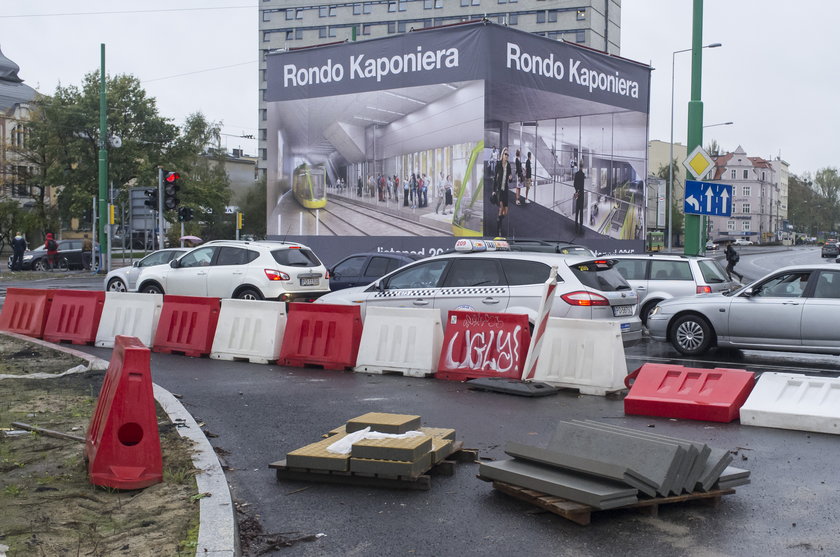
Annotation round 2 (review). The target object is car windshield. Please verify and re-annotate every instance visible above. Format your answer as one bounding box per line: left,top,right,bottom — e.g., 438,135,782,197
272,247,321,267
697,259,729,283
569,260,632,291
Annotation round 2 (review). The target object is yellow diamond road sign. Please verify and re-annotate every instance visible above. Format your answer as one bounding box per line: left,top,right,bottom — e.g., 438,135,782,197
683,146,715,180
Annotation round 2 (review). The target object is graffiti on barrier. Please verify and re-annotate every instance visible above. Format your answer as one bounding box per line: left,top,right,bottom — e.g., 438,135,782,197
442,324,523,374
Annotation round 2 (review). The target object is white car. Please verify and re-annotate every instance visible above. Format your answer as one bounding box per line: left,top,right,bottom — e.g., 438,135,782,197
732,239,753,246
136,240,329,301
104,248,188,292
316,240,642,346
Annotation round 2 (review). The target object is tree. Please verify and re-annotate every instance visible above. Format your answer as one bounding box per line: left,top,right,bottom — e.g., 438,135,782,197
237,176,266,239
705,139,722,157
656,159,684,243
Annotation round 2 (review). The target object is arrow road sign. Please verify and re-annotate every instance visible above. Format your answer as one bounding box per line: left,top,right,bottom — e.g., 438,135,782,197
684,180,733,217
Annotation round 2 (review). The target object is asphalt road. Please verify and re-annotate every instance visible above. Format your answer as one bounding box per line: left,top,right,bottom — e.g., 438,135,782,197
6,246,840,556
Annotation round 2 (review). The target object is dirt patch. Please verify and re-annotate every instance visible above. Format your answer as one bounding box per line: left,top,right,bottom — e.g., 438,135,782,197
0,335,85,376
0,337,199,556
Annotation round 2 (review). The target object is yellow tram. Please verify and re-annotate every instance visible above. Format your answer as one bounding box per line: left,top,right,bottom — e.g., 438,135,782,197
292,163,327,209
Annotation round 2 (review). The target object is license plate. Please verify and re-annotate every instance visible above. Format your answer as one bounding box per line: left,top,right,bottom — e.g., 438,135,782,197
613,305,634,317
300,277,319,286
620,323,631,330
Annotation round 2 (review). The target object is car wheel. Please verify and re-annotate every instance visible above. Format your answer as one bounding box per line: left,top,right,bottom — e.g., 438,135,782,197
236,288,263,301
640,300,660,326
34,259,47,271
107,278,128,292
140,283,164,295
670,314,713,356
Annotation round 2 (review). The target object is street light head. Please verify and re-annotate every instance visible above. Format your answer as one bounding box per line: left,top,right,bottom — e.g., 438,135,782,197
706,43,723,48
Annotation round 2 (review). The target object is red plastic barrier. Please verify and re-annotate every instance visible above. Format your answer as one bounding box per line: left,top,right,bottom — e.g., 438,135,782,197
278,303,362,370
153,295,221,357
0,288,53,338
624,363,756,423
86,335,162,489
43,289,105,345
436,311,531,382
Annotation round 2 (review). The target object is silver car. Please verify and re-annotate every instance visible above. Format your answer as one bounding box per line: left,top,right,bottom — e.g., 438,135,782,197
316,242,642,347
611,254,736,324
647,264,840,356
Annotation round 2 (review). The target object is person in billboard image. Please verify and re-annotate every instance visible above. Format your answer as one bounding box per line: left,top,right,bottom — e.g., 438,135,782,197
493,147,513,235
574,165,586,234
514,148,524,206
444,174,453,215
524,151,533,203
435,172,446,214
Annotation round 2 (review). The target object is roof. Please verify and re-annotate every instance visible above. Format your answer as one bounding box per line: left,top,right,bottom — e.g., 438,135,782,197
0,46,36,112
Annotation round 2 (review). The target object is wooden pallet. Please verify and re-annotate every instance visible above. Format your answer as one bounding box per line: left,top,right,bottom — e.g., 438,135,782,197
270,445,477,491
485,479,735,526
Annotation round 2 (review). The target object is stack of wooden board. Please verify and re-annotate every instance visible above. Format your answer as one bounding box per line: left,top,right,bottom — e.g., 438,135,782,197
271,412,463,489
479,420,750,515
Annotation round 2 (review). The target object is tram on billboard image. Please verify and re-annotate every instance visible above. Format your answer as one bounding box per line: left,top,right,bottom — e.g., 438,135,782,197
292,162,327,209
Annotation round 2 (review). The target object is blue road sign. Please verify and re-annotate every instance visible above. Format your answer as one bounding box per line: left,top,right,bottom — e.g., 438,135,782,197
684,180,733,217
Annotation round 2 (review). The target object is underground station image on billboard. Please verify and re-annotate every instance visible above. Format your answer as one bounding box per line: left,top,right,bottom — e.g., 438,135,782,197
265,21,650,253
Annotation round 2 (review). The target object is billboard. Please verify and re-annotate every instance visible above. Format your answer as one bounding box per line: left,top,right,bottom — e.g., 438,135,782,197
265,22,651,262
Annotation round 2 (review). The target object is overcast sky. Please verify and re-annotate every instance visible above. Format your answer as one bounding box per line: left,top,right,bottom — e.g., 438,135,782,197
1,1,836,177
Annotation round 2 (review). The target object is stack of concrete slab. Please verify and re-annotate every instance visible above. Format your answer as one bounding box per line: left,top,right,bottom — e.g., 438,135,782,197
286,412,457,479
479,420,749,510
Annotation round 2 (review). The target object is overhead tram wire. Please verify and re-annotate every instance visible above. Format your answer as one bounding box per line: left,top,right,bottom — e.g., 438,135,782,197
0,6,257,18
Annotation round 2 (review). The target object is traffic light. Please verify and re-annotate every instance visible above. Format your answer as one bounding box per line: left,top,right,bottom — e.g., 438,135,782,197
178,206,194,222
144,188,159,210
163,171,181,210
236,212,244,230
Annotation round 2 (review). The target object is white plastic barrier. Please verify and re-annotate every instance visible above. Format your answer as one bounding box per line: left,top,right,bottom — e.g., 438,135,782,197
354,306,443,377
528,318,627,396
95,292,163,348
739,372,840,435
210,299,287,364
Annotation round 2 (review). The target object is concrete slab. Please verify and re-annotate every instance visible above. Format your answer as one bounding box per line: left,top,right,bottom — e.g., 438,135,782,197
715,466,751,490
351,435,433,462
418,426,457,441
286,434,350,471
548,421,681,497
479,459,638,510
696,447,734,492
346,412,422,434
350,451,432,478
576,420,709,494
505,441,657,497
430,438,455,464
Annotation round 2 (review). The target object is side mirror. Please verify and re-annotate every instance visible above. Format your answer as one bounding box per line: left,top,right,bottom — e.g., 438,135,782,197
377,281,386,293
742,286,758,297
132,260,141,268
170,259,180,269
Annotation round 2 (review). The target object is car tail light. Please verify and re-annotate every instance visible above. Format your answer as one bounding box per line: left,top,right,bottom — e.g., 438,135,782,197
265,269,290,281
696,285,712,294
560,291,610,306
324,270,330,279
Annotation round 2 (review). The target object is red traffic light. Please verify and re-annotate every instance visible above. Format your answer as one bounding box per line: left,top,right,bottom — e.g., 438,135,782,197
164,172,180,183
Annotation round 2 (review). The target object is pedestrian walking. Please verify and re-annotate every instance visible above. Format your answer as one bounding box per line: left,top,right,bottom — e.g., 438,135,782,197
573,166,586,234
11,232,26,271
514,149,524,205
493,147,513,235
524,151,532,203
724,241,743,281
82,233,93,270
443,174,453,214
45,233,58,271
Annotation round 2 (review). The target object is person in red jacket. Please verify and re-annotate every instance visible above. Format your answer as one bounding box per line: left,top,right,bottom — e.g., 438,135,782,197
45,233,58,271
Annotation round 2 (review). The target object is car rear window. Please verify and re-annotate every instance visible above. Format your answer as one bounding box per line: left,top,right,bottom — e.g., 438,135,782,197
698,259,729,283
272,248,321,267
500,259,554,286
650,260,692,280
569,261,631,292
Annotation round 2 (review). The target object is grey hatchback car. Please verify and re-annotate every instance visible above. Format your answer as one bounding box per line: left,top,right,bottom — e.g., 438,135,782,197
611,254,737,324
647,264,840,356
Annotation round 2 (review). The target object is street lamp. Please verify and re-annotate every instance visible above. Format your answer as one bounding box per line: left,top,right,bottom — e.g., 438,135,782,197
703,121,733,128
668,42,722,251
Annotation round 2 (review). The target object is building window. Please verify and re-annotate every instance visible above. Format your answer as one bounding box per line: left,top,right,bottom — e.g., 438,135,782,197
424,0,433,8
285,9,294,20
548,10,558,23
296,28,303,39
398,21,407,32
509,13,518,24
260,109,267,122
436,0,443,6
743,169,749,179
388,21,396,32
577,9,586,20
362,24,371,35
742,222,751,231
285,30,294,41
389,1,397,11
263,31,270,42
761,171,766,181
499,0,507,3
320,6,328,17
742,186,751,196
365,2,373,13
262,11,271,22
319,27,327,38
575,30,585,43
536,11,546,23
471,0,480,5
742,203,750,214
399,1,407,11
354,3,362,15
727,221,735,231
730,169,736,180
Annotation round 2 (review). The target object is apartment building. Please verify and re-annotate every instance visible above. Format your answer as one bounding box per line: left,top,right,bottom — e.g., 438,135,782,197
0,47,38,207
257,0,621,174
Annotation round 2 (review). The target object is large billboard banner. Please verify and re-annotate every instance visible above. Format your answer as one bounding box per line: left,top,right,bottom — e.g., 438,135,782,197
265,22,651,261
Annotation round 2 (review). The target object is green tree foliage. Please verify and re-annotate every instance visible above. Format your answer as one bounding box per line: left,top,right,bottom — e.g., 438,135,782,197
656,159,684,237
788,170,840,238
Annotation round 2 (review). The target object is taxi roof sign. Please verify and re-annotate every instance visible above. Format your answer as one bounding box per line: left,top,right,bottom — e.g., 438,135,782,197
454,239,509,253
683,146,715,181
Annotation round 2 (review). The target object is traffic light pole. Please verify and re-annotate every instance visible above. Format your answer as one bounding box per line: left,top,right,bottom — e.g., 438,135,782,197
158,168,165,250
97,44,108,271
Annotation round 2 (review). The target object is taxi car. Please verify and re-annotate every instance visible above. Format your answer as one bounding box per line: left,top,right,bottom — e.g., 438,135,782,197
316,239,642,346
